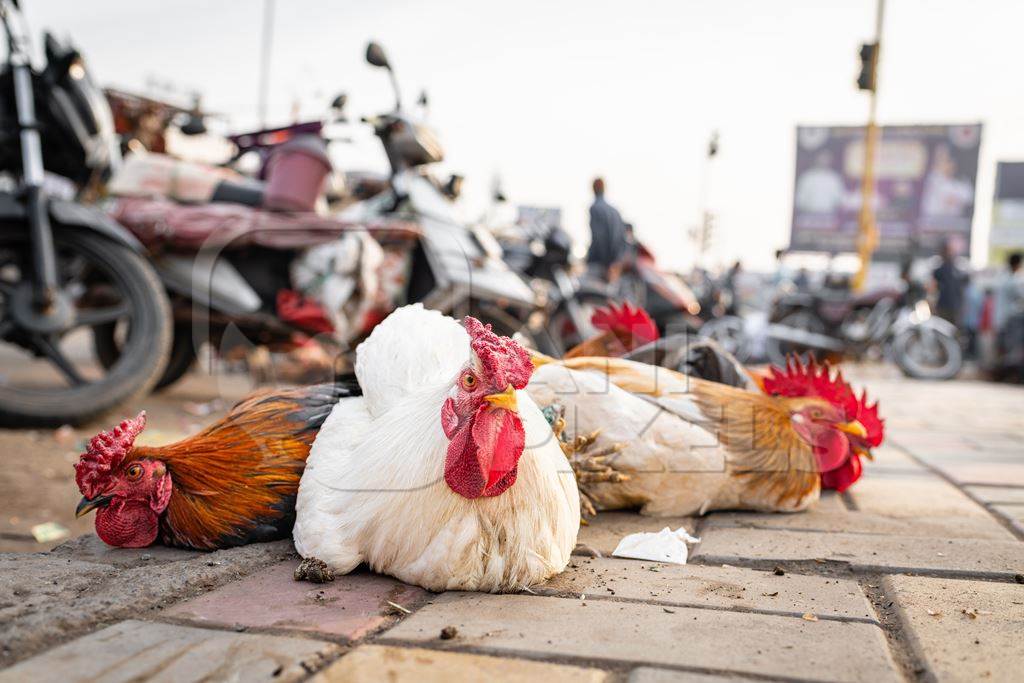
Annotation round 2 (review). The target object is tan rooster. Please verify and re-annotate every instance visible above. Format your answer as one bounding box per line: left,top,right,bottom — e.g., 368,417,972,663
527,354,883,516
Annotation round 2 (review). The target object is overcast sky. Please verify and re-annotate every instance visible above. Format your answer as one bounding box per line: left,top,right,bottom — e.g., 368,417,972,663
22,0,1024,269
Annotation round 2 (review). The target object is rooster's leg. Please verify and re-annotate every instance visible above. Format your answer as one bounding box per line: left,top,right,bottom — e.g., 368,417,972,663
294,557,336,583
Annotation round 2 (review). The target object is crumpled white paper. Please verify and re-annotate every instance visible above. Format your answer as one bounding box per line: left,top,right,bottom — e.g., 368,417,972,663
611,526,701,565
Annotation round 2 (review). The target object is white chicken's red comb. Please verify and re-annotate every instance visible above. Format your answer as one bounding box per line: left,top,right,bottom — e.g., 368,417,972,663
464,317,533,389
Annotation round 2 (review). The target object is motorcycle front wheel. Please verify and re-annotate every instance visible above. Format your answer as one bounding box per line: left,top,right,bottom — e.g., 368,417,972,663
891,325,962,380
0,229,172,425
765,309,828,367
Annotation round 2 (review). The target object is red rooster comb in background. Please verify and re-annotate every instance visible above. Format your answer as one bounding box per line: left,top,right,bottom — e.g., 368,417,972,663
590,301,659,348
763,356,884,447
74,412,147,499
464,316,533,390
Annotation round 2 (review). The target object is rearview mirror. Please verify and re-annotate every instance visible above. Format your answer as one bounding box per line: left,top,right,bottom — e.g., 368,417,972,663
366,42,390,69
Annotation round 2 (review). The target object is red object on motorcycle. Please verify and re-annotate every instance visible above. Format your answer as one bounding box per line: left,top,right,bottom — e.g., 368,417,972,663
263,136,332,212
276,289,335,334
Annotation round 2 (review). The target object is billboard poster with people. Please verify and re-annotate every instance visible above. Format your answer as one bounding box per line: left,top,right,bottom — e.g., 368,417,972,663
988,161,1024,264
790,124,982,257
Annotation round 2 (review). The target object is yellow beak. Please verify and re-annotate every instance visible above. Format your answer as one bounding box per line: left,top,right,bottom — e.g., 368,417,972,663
836,419,868,439
529,351,553,369
484,385,518,412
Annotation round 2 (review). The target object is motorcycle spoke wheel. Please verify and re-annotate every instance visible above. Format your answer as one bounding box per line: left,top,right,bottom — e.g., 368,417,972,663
0,229,171,426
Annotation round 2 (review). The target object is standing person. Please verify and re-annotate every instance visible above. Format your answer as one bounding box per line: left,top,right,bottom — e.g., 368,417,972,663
586,177,627,280
993,252,1024,331
932,240,969,326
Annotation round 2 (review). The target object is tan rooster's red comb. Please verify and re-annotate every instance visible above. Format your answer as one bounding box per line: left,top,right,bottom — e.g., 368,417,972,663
763,356,884,447
74,411,147,499
464,316,533,390
590,301,659,347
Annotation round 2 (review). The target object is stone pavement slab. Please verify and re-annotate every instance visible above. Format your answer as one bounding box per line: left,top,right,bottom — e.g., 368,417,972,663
965,486,1024,505
692,527,1024,579
916,455,1024,488
884,575,1024,682
629,668,758,682
311,644,608,682
0,538,294,667
46,534,202,567
381,593,899,682
0,619,340,683
702,507,1013,541
847,471,1005,528
538,557,875,621
164,560,430,641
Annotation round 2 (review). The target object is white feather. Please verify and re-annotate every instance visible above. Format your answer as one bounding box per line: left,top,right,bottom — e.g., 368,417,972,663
294,305,579,592
355,303,470,418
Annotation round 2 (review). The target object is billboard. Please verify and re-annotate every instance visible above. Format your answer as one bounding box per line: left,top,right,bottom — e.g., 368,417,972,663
790,124,982,258
988,161,1024,264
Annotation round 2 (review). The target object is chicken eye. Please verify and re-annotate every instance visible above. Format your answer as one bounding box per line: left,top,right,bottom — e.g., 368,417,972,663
126,464,143,480
461,373,477,390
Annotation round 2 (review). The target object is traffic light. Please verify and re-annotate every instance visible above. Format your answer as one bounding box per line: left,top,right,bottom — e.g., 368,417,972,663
857,42,878,91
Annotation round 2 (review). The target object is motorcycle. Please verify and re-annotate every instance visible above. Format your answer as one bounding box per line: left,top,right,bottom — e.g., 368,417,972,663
0,0,171,425
765,284,963,380
497,211,609,354
333,42,540,344
92,40,544,389
605,239,703,337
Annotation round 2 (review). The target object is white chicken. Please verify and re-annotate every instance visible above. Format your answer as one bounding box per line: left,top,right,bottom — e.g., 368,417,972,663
293,304,579,592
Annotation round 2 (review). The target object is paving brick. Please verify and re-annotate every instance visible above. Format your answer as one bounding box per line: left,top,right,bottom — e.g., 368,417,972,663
0,539,295,668
47,533,201,567
629,668,756,683
965,486,1024,505
576,512,699,556
703,508,1013,541
884,575,1024,682
381,593,899,682
0,619,339,683
848,471,995,521
164,561,429,640
991,505,1024,536
692,527,1024,579
311,644,608,682
925,459,1024,487
538,557,874,621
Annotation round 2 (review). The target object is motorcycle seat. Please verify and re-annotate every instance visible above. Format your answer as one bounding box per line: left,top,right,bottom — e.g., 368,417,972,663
210,179,265,208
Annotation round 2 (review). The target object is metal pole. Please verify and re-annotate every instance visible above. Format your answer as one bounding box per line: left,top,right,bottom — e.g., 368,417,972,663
257,0,275,128
853,0,886,290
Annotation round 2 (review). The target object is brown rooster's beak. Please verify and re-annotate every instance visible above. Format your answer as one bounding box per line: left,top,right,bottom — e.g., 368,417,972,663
484,385,518,412
853,445,875,461
75,494,112,518
836,420,868,439
529,352,553,369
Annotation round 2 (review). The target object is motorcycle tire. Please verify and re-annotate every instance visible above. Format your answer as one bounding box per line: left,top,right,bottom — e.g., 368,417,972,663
765,309,828,367
0,229,172,426
95,322,195,391
891,325,962,380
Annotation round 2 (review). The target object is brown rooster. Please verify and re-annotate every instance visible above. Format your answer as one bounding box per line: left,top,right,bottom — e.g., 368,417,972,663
74,382,359,549
527,354,883,516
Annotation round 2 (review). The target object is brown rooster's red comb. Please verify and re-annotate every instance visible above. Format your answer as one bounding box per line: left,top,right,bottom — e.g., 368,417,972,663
590,301,659,347
464,316,533,390
74,411,147,499
763,356,884,447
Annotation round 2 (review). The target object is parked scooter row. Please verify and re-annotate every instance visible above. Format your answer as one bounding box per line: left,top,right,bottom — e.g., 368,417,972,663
0,5,548,424
764,282,963,380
